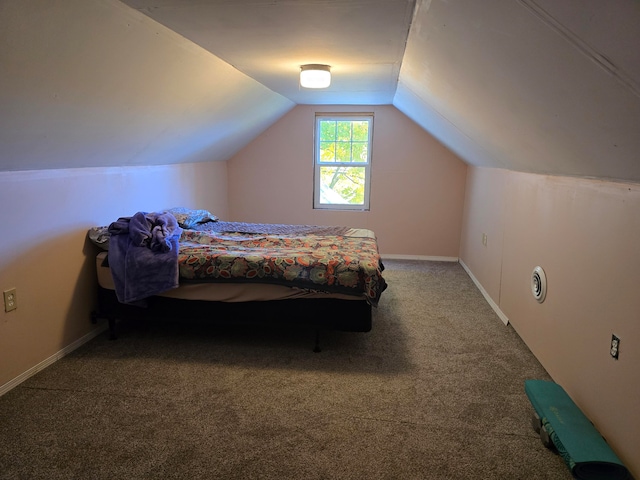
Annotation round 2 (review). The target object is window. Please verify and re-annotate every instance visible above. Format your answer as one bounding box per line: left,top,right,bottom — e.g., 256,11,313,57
314,114,373,210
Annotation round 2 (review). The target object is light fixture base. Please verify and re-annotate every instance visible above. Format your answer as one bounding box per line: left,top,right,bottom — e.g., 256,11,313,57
300,64,331,89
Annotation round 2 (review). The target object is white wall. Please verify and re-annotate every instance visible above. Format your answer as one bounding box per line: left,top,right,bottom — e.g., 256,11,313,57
0,162,228,390
459,166,640,476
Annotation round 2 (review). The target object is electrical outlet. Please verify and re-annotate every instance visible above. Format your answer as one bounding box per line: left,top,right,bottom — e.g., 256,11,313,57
610,334,620,360
3,288,17,312
482,233,488,246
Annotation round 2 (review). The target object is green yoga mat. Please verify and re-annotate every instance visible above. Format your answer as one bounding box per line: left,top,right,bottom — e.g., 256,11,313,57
525,380,630,480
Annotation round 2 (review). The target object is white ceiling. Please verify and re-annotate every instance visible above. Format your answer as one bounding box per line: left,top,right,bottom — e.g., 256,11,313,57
122,0,417,105
2,0,639,183
122,0,640,183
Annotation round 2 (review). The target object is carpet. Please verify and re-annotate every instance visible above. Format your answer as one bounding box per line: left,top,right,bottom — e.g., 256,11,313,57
0,260,572,479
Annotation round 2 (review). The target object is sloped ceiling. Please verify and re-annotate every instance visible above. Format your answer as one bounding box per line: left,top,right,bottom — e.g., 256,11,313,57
0,0,295,171
116,0,640,184
395,0,640,183
2,0,640,184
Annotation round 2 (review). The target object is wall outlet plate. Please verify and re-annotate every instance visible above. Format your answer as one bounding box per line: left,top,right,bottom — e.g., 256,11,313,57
3,288,17,312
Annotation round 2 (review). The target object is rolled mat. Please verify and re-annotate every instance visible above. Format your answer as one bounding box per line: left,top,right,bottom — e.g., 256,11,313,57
524,380,631,480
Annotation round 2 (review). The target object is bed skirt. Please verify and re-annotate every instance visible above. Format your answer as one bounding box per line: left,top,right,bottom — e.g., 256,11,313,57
92,286,373,344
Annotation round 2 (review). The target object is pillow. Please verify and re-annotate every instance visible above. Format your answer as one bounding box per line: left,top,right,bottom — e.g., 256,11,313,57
165,207,218,229
88,226,110,250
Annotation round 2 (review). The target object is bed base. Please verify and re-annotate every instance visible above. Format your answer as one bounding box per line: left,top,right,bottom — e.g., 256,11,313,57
92,286,372,352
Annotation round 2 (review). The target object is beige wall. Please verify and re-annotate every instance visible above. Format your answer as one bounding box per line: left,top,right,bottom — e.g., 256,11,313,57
0,162,228,390
227,105,468,257
460,166,640,475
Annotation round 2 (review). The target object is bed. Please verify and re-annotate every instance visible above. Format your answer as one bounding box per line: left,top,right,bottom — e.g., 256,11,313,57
89,208,387,350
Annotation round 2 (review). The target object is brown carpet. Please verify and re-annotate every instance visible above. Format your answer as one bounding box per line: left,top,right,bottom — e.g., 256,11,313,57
0,260,571,479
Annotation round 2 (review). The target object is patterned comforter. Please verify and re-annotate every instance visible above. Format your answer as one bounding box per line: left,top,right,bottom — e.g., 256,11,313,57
177,225,387,306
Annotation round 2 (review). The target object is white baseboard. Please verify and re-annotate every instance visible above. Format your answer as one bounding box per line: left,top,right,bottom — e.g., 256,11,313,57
382,254,459,262
0,324,107,397
459,259,510,326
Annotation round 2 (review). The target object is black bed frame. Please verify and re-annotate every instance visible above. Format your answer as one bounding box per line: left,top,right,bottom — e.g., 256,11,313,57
91,286,372,352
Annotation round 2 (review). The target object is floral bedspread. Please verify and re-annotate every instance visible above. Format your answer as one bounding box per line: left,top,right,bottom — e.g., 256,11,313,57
177,230,387,306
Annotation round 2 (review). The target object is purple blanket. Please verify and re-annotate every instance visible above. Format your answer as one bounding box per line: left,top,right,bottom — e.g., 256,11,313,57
107,212,182,304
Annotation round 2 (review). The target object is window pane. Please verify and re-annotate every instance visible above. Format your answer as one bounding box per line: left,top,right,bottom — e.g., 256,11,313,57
319,121,336,141
336,121,352,142
352,142,368,162
336,142,351,162
352,121,369,141
319,166,366,205
319,141,335,161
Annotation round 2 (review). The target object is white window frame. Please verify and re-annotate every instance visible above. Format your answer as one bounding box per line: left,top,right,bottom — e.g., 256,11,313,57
313,113,373,211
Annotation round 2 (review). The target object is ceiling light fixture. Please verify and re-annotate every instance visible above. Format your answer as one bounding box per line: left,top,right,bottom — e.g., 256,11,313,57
300,64,331,89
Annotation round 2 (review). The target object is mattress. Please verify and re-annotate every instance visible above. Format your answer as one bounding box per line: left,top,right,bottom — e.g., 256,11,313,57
96,252,364,303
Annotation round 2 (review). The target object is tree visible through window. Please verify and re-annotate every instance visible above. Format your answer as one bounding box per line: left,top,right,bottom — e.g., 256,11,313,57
314,114,373,210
